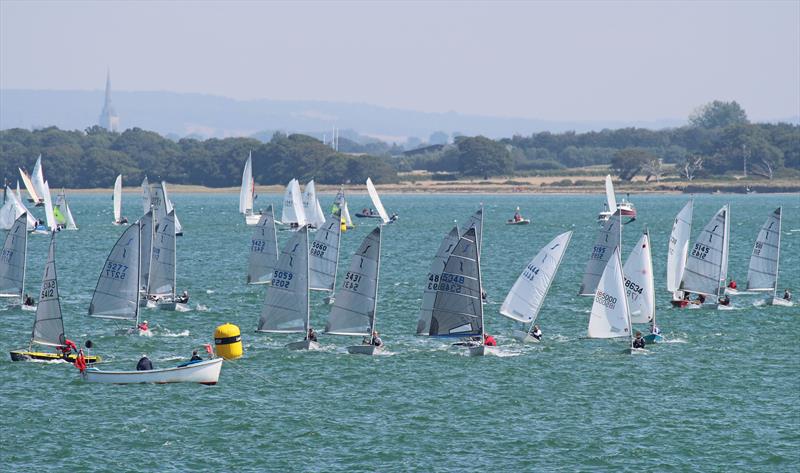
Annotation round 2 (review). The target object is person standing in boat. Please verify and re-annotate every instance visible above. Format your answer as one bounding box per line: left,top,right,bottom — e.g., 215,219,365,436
784,289,792,302
137,354,153,371
632,331,646,349
530,325,542,341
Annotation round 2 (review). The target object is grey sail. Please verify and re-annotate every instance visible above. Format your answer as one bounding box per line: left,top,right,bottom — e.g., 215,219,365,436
429,227,482,337
247,205,279,284
746,207,782,293
578,211,622,296
148,209,176,298
89,221,141,320
325,226,382,336
149,182,182,235
309,216,342,292
416,226,460,335
257,226,310,333
31,232,65,347
0,213,28,299
680,205,728,297
462,207,484,251
139,210,153,292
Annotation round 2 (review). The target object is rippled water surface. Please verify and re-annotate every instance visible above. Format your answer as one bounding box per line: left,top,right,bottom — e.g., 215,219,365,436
1,191,799,472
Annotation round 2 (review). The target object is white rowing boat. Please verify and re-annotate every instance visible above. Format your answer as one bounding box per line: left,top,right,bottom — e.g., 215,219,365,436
81,357,222,385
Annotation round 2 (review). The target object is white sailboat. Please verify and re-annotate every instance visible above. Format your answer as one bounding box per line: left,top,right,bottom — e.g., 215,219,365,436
19,155,46,206
667,200,693,305
19,167,42,206
363,177,390,224
302,180,326,229
42,181,57,232
88,220,143,334
141,176,151,214
0,186,36,231
746,207,792,307
679,205,730,309
0,213,29,306
279,179,308,230
579,210,622,296
247,205,279,285
623,230,661,343
586,247,633,348
54,190,78,230
332,188,354,230
159,181,184,236
597,175,636,222
10,232,100,363
144,180,183,236
309,216,342,303
112,174,128,225
149,210,186,311
500,231,573,343
256,225,316,350
325,226,384,355
240,152,261,225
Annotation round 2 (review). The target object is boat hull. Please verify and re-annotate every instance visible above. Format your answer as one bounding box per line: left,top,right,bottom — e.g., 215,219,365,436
10,350,100,363
468,345,498,357
506,219,531,225
511,329,540,343
355,213,382,219
286,340,321,351
769,297,794,307
81,358,222,385
346,344,383,355
643,333,663,344
158,301,190,312
245,213,261,225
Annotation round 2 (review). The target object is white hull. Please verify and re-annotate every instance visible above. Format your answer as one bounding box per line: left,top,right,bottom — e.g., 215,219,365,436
468,345,499,357
245,213,261,225
82,358,222,385
21,304,37,312
286,340,321,351
346,344,383,355
511,329,540,343
158,301,190,312
717,303,735,311
770,297,794,307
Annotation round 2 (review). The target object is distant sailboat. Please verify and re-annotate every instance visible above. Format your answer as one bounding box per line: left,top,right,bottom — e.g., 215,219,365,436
746,207,792,307
42,181,57,232
597,175,636,222
54,189,78,230
112,174,128,225
332,188,354,230
279,179,308,230
500,231,572,343
586,247,634,349
257,226,316,350
240,152,261,225
667,200,693,305
309,216,342,303
579,210,622,296
679,205,730,309
149,210,186,311
325,226,384,355
302,180,326,229
144,180,183,236
19,155,46,206
360,177,391,224
0,213,29,306
247,205,279,285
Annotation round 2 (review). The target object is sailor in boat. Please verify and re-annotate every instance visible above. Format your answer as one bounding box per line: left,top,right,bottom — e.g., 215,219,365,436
727,278,737,291
484,333,498,347
176,290,189,304
671,291,690,308
58,339,78,359
136,354,154,371
138,320,150,333
306,327,318,342
530,325,543,341
370,331,383,347
691,294,706,306
632,331,646,349
650,323,661,336
361,208,372,216
784,289,792,302
718,294,731,306
510,207,523,223
117,216,129,225
23,293,35,307
389,213,399,223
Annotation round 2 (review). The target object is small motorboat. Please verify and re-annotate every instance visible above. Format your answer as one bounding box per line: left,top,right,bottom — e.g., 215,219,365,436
81,357,222,385
506,206,530,225
355,208,382,219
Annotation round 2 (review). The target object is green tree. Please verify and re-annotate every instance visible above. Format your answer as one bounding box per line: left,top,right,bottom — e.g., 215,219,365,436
611,148,655,181
689,100,749,129
456,136,512,177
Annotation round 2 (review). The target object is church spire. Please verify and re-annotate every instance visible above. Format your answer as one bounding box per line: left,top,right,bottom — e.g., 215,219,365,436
98,68,120,132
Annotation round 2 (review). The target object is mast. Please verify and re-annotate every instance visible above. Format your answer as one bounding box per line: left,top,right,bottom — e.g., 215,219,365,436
304,225,311,333
717,204,730,302
135,220,142,328
172,212,177,300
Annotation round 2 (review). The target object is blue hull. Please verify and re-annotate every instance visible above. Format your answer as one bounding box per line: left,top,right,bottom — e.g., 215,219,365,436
643,334,663,344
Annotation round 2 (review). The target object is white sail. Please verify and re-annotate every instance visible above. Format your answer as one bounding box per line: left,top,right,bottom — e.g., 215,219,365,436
666,200,693,295
428,227,482,337
113,174,123,222
680,205,728,297
239,152,254,214
141,176,151,214
342,201,353,228
15,180,22,203
281,179,297,224
325,226,382,336
746,207,782,293
139,210,153,293
257,226,310,333
309,216,342,292
0,213,29,299
89,221,141,320
42,181,57,231
64,199,77,230
160,181,183,235
55,191,77,230
623,230,655,324
32,232,66,347
247,205,279,285
19,167,40,204
587,248,632,339
605,174,617,212
365,177,389,224
500,231,573,324
148,181,182,235
31,156,47,203
579,211,622,295
148,209,176,298
302,180,326,227
416,226,461,335
2,186,36,230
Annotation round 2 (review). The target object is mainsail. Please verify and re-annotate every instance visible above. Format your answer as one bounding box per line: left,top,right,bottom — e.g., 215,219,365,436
113,174,123,222
141,176,151,214
247,205,279,285
587,248,631,339
30,156,47,203
89,221,141,320
159,181,183,235
579,210,622,295
257,226,310,333
499,231,573,325
19,166,40,204
325,226,382,336
309,216,342,292
0,186,36,230
680,205,729,297
148,209,176,298
0,213,29,300
428,227,482,337
605,174,617,212
281,179,307,226
42,181,57,231
239,152,254,215
746,207,782,293
623,230,655,324
666,200,693,296
416,226,460,335
55,191,77,230
139,210,154,293
31,232,66,347
366,177,389,224
302,180,326,228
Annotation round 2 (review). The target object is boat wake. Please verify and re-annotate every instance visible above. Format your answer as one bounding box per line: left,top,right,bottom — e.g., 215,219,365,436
752,299,767,307
160,329,190,337
195,304,210,312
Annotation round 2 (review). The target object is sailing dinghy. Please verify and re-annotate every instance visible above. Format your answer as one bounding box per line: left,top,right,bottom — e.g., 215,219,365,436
302,180,326,229
279,179,308,230
309,216,343,303
597,175,636,222
332,188,354,230
667,200,693,306
54,189,78,230
679,205,731,310
500,231,572,343
82,357,222,385
624,230,661,343
746,207,792,307
325,226,384,355
149,210,187,311
579,210,622,296
240,152,261,225
257,226,318,350
363,178,391,224
246,205,279,285
112,174,128,225
19,155,46,206
10,231,100,363
0,213,29,308
586,247,635,351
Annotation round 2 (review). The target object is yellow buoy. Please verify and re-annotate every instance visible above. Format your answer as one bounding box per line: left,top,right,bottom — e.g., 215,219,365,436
340,217,347,232
214,323,242,360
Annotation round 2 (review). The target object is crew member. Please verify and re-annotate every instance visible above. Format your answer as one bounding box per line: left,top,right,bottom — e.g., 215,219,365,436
484,333,497,347
632,331,646,349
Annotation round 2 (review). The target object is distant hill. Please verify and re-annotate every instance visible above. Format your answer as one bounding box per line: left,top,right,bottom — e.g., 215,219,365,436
1,88,700,142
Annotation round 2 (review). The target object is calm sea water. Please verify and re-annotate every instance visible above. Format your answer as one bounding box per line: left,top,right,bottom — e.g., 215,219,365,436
1,191,798,472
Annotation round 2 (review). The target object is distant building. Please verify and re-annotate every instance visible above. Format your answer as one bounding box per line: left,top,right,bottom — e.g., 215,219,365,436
98,70,120,132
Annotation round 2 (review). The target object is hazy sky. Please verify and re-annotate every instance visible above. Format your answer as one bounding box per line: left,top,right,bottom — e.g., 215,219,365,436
1,0,798,122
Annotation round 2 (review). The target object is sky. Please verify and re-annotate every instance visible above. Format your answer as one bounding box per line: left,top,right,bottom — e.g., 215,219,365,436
1,0,798,122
